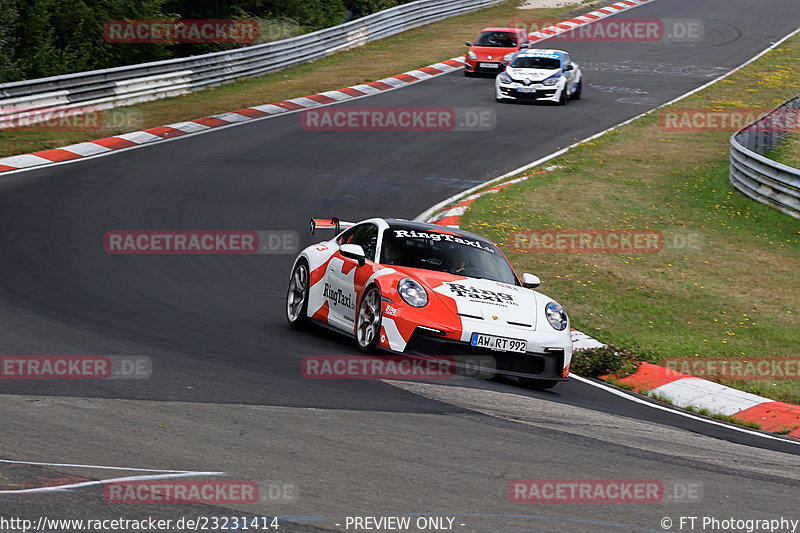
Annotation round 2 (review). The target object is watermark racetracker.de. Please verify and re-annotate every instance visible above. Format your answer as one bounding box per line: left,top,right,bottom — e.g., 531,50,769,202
0,107,143,131
103,19,259,44
104,230,298,254
1,356,151,379
301,355,496,380
664,357,800,381
509,479,703,504
660,108,800,132
104,479,298,504
508,18,703,42
301,108,496,132
509,229,703,254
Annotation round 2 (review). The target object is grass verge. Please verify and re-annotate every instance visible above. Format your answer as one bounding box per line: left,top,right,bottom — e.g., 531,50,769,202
0,0,608,158
768,131,800,168
460,29,800,404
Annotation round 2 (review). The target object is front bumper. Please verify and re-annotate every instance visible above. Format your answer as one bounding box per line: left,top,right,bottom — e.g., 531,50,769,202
403,327,569,381
496,83,560,101
465,58,507,75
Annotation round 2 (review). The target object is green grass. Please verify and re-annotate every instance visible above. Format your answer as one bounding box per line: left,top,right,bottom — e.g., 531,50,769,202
459,31,800,404
683,405,762,430
767,131,800,168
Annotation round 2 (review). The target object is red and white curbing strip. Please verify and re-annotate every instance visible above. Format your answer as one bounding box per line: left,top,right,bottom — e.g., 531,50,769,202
614,364,800,438
425,171,800,439
526,0,654,43
0,59,468,173
0,0,656,175
427,170,551,227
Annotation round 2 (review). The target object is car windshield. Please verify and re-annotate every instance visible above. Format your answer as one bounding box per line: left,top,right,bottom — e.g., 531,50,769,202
380,228,518,284
510,56,561,69
474,31,517,47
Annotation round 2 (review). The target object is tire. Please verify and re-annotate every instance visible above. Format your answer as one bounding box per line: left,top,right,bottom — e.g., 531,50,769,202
356,285,382,353
518,377,559,390
464,71,475,77
571,79,582,100
286,260,310,329
557,87,568,106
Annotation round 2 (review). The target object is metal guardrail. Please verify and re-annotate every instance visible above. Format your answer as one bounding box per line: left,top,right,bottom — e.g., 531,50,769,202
729,95,800,219
0,0,502,123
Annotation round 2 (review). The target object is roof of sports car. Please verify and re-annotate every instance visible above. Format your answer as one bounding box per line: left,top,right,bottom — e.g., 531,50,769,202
383,218,493,243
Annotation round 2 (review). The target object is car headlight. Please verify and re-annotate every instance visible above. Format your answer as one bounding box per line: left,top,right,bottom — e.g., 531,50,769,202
398,278,428,307
545,302,568,331
498,72,512,84
467,50,477,60
542,76,560,86
503,52,515,62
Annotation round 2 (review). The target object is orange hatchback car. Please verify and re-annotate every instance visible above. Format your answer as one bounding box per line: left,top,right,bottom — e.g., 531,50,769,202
464,27,530,77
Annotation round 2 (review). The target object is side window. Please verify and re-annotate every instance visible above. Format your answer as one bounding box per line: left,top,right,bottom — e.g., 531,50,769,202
337,223,378,262
337,226,359,246
355,224,378,261
563,54,571,68
520,30,528,44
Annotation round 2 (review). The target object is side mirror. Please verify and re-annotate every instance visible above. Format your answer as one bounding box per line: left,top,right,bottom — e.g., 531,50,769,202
340,244,366,266
465,41,473,47
519,43,529,48
563,64,573,71
522,273,541,289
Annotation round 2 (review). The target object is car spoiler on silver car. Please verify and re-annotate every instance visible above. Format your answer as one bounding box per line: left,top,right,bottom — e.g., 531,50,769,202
309,217,356,235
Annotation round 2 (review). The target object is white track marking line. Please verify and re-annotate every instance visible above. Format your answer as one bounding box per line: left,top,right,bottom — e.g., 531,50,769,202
0,472,226,494
0,458,226,494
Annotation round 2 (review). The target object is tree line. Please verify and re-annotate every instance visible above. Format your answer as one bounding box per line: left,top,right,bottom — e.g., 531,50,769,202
0,0,414,83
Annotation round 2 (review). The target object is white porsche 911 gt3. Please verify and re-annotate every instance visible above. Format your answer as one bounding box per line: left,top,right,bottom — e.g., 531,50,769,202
495,48,582,105
286,217,573,389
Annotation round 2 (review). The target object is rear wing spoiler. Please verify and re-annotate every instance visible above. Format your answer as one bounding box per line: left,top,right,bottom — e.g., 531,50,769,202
309,217,355,235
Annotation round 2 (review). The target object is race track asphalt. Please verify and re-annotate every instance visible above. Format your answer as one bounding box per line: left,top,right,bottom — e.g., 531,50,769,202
1,0,799,530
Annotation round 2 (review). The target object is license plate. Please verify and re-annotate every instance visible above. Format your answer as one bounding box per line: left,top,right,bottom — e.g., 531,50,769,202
470,333,527,353
517,87,538,93
479,62,499,68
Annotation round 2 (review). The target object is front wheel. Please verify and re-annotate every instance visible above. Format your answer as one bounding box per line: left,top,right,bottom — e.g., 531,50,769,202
557,87,568,106
519,377,559,390
286,260,310,329
356,286,382,353
571,79,582,100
